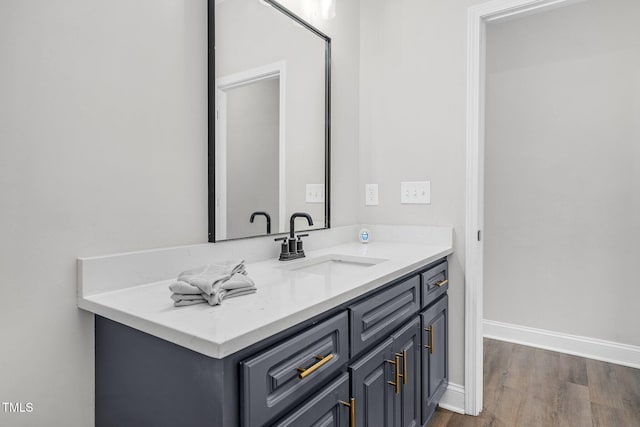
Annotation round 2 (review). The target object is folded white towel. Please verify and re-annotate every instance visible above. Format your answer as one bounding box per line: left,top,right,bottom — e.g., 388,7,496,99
170,293,205,302
201,287,257,306
169,280,202,295
177,261,246,295
174,298,207,307
221,273,255,290
169,262,256,307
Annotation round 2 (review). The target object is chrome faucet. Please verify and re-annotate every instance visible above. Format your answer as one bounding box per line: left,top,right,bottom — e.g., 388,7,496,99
275,212,314,261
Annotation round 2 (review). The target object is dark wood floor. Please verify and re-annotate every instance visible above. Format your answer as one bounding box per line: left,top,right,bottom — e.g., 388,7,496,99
429,338,640,427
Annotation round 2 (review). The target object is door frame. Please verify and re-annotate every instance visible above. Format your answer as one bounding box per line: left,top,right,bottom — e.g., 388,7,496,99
214,88,228,240
464,0,582,415
215,61,288,235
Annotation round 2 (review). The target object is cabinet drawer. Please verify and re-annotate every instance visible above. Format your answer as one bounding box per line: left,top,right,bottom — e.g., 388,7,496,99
349,275,420,357
241,312,349,427
421,260,448,309
271,372,350,427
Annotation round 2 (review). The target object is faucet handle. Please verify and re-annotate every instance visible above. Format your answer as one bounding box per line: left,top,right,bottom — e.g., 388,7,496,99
274,236,288,242
296,233,309,240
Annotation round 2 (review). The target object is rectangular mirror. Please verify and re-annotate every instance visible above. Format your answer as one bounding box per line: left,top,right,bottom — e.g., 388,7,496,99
208,0,331,242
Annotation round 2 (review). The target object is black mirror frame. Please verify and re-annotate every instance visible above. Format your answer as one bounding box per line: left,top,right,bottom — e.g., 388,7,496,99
207,0,331,243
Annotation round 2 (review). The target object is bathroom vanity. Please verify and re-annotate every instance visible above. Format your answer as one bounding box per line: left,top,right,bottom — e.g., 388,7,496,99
73,0,455,423
78,230,452,427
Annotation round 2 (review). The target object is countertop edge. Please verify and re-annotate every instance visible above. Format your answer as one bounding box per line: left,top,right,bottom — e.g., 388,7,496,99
79,246,452,359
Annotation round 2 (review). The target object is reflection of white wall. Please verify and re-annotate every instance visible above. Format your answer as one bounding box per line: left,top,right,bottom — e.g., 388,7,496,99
278,0,360,230
216,0,325,232
484,0,640,346
225,78,280,239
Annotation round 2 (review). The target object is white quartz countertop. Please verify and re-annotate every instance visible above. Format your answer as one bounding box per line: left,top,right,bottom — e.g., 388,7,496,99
78,239,452,359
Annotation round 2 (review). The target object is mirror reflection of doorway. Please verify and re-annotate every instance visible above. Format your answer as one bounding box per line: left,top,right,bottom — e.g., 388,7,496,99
215,63,286,240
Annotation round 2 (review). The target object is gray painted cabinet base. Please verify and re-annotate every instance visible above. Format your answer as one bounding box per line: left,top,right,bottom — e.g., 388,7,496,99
421,295,449,425
96,316,229,427
95,258,449,427
349,338,395,427
391,317,421,427
272,372,351,427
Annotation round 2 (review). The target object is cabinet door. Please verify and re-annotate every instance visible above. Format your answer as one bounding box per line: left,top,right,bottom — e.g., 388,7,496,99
421,295,448,425
349,338,395,427
272,372,350,427
391,317,421,427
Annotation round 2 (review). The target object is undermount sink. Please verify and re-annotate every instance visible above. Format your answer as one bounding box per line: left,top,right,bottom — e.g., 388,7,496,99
278,254,387,276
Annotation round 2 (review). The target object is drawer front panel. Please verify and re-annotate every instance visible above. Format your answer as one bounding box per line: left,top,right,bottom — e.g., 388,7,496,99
421,260,448,309
349,275,420,357
242,312,349,427
271,372,350,427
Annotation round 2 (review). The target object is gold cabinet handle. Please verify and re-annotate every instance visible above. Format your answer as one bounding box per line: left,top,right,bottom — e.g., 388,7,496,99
401,349,407,385
424,325,434,354
386,354,402,394
339,397,355,427
431,325,435,354
296,353,334,379
434,279,448,287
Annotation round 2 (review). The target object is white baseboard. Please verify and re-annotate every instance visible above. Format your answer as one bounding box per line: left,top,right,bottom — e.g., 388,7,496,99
439,382,465,414
484,320,640,369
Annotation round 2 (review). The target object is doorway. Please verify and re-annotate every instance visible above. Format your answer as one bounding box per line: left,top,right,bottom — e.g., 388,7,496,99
214,62,287,239
466,0,640,416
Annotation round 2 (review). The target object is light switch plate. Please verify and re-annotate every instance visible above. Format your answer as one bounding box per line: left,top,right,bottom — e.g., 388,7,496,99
306,184,325,203
365,184,379,206
401,181,431,204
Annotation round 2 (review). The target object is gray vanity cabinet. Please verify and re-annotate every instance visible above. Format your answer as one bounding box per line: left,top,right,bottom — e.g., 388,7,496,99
391,317,421,427
420,294,449,424
348,316,421,427
94,258,450,427
271,373,351,427
349,339,395,427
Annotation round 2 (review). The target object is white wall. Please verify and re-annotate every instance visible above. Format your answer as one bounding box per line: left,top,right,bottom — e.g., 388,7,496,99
278,0,361,229
484,0,640,346
0,1,208,425
359,0,488,387
0,0,360,425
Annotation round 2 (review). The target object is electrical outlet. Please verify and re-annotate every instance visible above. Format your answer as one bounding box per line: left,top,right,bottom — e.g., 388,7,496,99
305,184,325,203
365,184,379,206
400,181,431,204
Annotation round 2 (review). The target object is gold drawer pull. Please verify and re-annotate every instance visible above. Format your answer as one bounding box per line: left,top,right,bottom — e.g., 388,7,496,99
297,353,334,379
424,325,434,354
402,349,407,385
339,397,355,427
386,354,403,394
433,279,448,287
